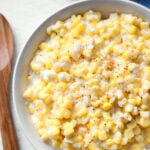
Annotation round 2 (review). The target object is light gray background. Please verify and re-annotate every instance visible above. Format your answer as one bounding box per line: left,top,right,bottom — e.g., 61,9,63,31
0,0,79,149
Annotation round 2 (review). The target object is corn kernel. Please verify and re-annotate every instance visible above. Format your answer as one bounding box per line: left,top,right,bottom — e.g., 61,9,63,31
128,25,137,34
48,126,60,137
136,97,142,106
39,42,46,50
63,95,73,109
106,139,114,146
130,143,144,150
98,131,109,141
62,122,74,136
76,108,88,117
27,104,35,114
122,52,130,60
103,102,112,111
124,129,134,139
139,117,150,128
128,99,136,105
23,88,36,102
57,82,67,91
51,140,61,148
125,104,133,113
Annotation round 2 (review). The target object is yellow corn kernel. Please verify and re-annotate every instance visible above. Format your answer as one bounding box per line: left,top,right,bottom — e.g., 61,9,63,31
63,95,73,109
39,90,49,100
136,97,142,106
72,16,80,26
139,117,150,128
74,69,83,78
136,43,144,50
102,102,112,111
134,88,140,94
38,128,47,137
124,129,134,139
122,52,130,60
37,113,45,121
90,118,100,125
88,112,97,118
82,49,93,58
71,23,84,38
35,101,44,110
45,46,53,52
51,140,61,148
144,49,150,62
145,127,150,143
34,120,44,129
92,129,99,138
91,85,100,94
88,142,103,150
113,45,121,56
98,131,109,141
47,82,55,90
125,104,133,113
127,121,136,129
128,99,137,105
45,60,52,69
133,126,141,135
144,66,150,78
44,86,52,95
87,79,99,86
23,88,35,101
48,126,60,137
86,27,96,36
27,104,35,114
62,109,71,119
106,139,114,146
128,25,137,34
77,23,84,33
114,137,122,144
57,82,67,91
101,97,109,104
76,108,88,117
141,104,149,110
73,92,81,99
130,143,144,150
103,33,111,40
62,122,74,136
73,135,82,142
46,119,61,126
41,133,49,141
35,80,45,91
27,76,32,81
95,37,104,46
94,109,102,117
44,96,52,105
91,100,101,108
106,119,115,129
39,42,46,50
111,79,117,86
30,62,40,72
140,21,149,29
53,92,61,102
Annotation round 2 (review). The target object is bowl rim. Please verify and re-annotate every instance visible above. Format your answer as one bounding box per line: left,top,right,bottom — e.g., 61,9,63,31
12,0,150,149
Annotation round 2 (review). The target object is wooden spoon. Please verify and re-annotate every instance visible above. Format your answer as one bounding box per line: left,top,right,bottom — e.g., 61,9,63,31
0,14,18,150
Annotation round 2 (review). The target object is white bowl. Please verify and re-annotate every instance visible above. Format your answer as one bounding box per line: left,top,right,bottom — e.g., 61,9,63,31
12,0,150,149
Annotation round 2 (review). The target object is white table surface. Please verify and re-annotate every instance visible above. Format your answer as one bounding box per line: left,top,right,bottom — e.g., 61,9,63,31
0,0,78,149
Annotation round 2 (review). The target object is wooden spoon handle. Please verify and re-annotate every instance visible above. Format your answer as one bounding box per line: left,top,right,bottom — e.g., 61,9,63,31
0,72,18,150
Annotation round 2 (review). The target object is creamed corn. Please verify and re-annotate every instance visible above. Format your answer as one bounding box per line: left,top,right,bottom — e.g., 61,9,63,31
23,11,150,150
